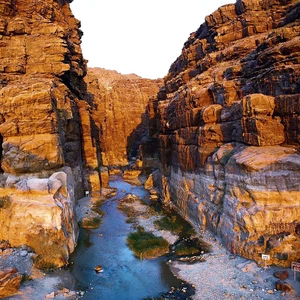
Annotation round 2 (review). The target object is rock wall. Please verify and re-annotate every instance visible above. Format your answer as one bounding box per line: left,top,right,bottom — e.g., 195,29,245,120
85,68,163,166
0,0,101,266
147,0,300,267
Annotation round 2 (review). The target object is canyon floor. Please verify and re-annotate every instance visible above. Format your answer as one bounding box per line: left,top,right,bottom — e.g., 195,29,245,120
116,176,300,300
1,176,300,300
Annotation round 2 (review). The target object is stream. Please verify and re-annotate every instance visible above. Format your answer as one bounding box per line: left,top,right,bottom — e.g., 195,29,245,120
69,177,182,299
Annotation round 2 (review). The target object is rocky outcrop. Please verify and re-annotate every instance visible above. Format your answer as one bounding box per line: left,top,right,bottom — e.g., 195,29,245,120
0,0,97,267
0,169,78,268
146,0,300,266
85,68,163,166
0,268,22,298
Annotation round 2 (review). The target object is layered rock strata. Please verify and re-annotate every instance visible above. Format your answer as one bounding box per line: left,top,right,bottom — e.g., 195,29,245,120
0,169,78,268
146,0,300,266
0,268,22,298
85,68,163,166
0,0,97,266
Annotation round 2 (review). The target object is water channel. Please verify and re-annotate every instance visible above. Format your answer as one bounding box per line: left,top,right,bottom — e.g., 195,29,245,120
69,177,182,299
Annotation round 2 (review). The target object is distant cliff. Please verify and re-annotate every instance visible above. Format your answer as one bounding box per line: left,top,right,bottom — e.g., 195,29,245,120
146,0,300,266
85,68,163,166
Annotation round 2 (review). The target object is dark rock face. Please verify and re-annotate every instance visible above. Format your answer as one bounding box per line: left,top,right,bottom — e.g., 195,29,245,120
146,0,300,266
85,68,163,167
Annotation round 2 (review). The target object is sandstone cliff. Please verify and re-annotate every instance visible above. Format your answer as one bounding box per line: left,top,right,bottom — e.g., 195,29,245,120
0,0,97,267
85,67,163,166
146,0,300,267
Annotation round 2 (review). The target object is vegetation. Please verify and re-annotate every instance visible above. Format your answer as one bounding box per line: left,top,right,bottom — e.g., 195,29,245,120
28,229,63,271
0,195,11,209
81,216,102,229
127,226,169,259
174,238,211,257
21,273,33,283
154,212,196,238
175,243,200,256
154,216,184,234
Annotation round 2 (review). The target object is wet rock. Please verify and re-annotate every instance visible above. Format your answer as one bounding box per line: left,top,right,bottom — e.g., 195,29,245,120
275,280,295,293
273,270,289,280
0,268,22,298
94,265,103,273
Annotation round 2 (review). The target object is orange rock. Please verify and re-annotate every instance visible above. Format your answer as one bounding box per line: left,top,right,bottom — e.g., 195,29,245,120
0,268,22,298
145,0,300,267
85,68,163,167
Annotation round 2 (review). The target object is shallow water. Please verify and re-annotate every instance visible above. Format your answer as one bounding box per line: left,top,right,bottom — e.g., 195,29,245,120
69,178,182,300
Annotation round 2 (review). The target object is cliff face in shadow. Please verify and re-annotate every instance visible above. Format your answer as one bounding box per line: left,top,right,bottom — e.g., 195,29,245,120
145,0,300,266
85,67,163,166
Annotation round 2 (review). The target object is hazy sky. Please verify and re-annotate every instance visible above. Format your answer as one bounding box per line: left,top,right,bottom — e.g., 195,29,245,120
71,0,235,79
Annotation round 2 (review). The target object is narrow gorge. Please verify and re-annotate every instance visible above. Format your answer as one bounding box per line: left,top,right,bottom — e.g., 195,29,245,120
0,0,299,298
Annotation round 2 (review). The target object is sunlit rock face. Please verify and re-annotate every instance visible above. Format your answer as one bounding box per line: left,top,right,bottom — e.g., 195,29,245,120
85,68,163,166
147,0,300,266
0,0,96,266
0,169,78,268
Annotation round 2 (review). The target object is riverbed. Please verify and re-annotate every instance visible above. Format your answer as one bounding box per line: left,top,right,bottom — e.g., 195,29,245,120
69,177,182,299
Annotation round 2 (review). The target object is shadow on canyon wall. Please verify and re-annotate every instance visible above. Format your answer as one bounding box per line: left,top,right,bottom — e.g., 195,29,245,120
126,111,149,161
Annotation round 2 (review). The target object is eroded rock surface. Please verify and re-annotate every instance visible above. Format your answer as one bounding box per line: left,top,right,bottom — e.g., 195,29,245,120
0,268,22,298
85,68,163,166
145,0,300,266
0,0,92,267
0,169,78,268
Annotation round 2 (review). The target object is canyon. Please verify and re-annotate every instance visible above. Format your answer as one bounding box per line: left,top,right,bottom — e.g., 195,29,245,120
0,0,299,293
145,0,300,267
0,0,162,271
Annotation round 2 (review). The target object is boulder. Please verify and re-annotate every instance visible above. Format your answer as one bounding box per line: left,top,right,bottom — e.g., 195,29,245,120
273,270,289,280
275,281,295,293
0,268,22,298
0,170,78,268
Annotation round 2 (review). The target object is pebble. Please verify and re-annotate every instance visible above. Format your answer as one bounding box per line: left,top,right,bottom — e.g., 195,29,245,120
267,289,274,294
20,250,28,257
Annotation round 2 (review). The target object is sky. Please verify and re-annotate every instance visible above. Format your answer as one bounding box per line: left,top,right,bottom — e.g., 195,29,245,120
70,0,235,79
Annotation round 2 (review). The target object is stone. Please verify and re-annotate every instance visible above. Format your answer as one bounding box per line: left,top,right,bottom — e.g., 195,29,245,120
143,0,300,267
94,265,103,273
0,170,78,268
241,262,259,273
19,250,28,257
85,68,163,167
0,268,22,298
273,270,289,280
275,281,295,293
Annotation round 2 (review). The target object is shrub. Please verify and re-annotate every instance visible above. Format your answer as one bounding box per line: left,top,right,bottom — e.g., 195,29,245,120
0,196,11,209
81,216,102,229
154,216,183,234
174,238,211,257
127,227,169,259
